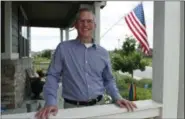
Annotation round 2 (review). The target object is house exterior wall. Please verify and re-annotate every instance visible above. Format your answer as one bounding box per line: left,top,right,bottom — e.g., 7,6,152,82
1,1,32,109
1,58,32,109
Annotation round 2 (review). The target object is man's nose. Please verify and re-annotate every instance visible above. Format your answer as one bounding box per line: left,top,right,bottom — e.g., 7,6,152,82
83,21,88,26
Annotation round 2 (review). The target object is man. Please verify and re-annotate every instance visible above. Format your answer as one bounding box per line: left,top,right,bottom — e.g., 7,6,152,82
35,8,137,119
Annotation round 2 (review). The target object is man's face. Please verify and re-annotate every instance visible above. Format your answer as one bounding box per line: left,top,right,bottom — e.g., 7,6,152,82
75,11,96,39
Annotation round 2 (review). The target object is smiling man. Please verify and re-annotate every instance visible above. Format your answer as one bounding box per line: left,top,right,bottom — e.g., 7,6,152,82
35,8,137,119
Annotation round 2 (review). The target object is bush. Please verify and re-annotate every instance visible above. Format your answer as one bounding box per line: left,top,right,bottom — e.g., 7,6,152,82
119,87,152,100
113,72,130,90
120,89,129,100
113,72,152,100
117,79,128,90
136,87,152,100
124,77,138,84
137,78,152,88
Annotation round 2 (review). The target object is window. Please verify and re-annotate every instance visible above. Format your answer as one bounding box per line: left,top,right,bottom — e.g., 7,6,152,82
18,6,30,57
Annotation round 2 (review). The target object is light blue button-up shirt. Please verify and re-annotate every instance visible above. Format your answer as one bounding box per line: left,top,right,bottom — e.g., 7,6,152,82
43,39,122,106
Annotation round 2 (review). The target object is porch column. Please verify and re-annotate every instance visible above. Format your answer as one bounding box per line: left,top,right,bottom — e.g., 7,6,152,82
153,1,184,118
93,2,101,44
65,28,69,41
2,1,19,59
177,2,184,118
5,1,12,57
60,28,63,42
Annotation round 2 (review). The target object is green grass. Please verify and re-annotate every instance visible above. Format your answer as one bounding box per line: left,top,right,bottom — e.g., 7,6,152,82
143,57,152,67
113,71,152,100
33,63,50,72
33,57,51,72
33,57,51,63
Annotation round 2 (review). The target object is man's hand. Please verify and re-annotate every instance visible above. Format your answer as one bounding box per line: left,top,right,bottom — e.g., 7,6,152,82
116,99,137,112
35,105,58,119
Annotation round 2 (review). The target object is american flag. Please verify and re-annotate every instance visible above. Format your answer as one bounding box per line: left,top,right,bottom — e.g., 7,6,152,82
124,3,150,54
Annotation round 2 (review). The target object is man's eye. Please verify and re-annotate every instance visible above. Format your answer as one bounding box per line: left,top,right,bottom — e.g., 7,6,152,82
79,20,94,23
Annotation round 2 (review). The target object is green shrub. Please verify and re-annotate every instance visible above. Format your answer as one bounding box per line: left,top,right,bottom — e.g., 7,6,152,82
124,77,138,84
113,72,130,90
136,87,152,100
120,89,129,100
114,72,152,101
137,78,152,88
119,87,152,101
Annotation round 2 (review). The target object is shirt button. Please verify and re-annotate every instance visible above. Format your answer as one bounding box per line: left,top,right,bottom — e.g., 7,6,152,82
88,85,90,88
86,61,88,63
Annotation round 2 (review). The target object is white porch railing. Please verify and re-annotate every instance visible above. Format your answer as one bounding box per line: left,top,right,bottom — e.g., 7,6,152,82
2,100,162,119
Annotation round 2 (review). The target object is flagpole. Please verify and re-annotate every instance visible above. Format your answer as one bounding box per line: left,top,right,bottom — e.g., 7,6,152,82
100,2,142,40
100,15,126,39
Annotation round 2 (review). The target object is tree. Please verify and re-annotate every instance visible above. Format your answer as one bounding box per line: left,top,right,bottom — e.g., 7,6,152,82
41,49,52,59
111,36,149,77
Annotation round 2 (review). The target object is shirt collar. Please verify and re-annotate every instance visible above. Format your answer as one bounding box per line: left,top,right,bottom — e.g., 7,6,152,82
75,38,97,49
92,38,97,48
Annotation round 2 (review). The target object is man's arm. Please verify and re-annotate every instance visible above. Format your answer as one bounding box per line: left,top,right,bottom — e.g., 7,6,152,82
43,43,63,106
102,51,122,102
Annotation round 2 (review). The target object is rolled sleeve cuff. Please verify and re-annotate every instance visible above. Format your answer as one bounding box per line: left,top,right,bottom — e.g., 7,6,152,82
45,95,57,106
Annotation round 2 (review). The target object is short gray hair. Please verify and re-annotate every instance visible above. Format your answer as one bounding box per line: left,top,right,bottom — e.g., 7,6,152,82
75,8,96,23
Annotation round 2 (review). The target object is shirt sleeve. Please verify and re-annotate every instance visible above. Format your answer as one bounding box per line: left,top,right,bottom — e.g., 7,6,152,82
43,43,63,106
102,51,123,102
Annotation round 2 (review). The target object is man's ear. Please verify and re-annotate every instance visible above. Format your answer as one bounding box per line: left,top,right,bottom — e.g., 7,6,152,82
74,21,78,29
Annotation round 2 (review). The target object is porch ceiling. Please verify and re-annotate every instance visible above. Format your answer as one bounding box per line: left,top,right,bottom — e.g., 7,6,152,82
15,1,98,28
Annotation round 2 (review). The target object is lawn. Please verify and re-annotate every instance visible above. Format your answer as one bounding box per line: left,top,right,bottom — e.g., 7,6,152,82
144,57,152,67
33,57,51,71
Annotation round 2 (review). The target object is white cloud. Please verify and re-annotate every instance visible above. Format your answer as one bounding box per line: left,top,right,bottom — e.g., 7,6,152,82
31,27,60,51
31,1,153,51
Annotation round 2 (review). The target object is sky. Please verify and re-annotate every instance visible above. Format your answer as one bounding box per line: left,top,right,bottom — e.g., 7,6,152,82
31,1,153,52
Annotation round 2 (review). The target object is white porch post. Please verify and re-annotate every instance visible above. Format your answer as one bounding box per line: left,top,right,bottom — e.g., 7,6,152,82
3,1,12,59
152,1,165,104
5,1,12,57
60,28,63,42
2,1,19,59
94,2,101,44
153,1,184,118
177,2,184,118
65,28,69,41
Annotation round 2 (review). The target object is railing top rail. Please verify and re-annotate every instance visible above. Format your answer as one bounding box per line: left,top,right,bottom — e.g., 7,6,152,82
2,100,162,119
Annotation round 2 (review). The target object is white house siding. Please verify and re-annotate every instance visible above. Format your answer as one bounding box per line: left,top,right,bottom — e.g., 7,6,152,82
1,2,32,109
